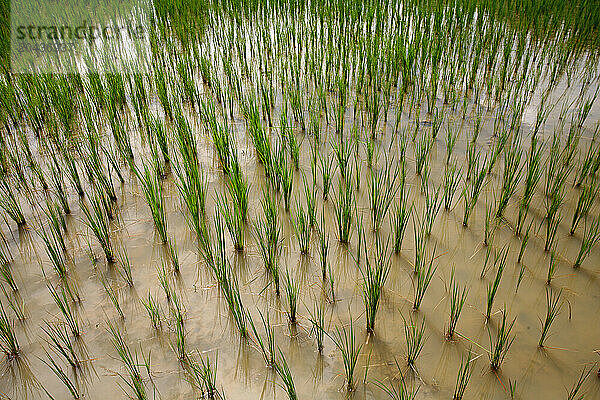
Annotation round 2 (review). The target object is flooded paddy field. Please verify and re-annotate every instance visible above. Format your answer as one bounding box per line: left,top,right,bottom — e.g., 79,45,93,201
0,0,600,399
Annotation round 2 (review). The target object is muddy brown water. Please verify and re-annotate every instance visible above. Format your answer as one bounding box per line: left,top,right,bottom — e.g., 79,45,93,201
1,76,600,400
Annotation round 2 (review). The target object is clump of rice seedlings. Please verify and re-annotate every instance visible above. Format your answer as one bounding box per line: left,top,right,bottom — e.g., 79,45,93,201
170,295,187,363
254,193,281,294
516,136,543,236
483,198,496,247
283,269,299,324
157,263,173,302
173,153,207,238
227,148,249,222
141,293,161,330
282,115,301,169
0,178,26,226
368,162,399,232
447,267,468,339
0,261,18,292
280,154,294,211
58,144,84,197
570,182,597,235
216,193,245,251
443,163,462,211
413,245,437,310
326,318,362,391
332,136,352,180
107,319,153,399
249,309,276,367
403,313,426,366
320,151,335,200
307,299,325,353
453,348,474,400
49,155,71,214
215,260,248,338
538,288,562,347
414,133,432,176
488,307,516,370
445,121,460,165
327,263,336,303
546,252,559,285
302,174,317,227
574,215,600,268
333,174,354,244
41,352,83,399
80,192,114,263
486,247,508,320
462,158,487,227
423,184,442,236
100,274,124,320
47,283,80,337
517,221,532,264
392,200,412,254
544,210,562,253
318,224,329,280
361,244,391,334
567,365,593,400
291,200,310,254
412,216,427,274
137,162,168,244
184,351,223,400
496,141,522,218
117,250,134,287
42,321,81,369
574,126,599,187
274,348,298,400
0,302,19,360
373,359,418,400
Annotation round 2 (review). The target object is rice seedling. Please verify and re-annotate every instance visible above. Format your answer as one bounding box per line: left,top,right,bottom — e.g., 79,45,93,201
368,162,399,232
447,267,468,339
141,293,161,330
47,283,80,337
215,260,248,338
280,154,294,212
249,309,276,367
41,352,83,399
117,250,134,287
566,365,593,400
484,198,496,247
462,157,487,227
392,199,412,254
99,274,124,320
538,288,562,347
423,183,442,236
291,200,310,254
546,251,559,285
414,133,432,176
496,140,523,218
136,162,168,244
307,299,325,353
403,313,426,366
170,295,187,363
413,245,437,310
333,174,354,244
485,246,508,320
488,307,516,370
283,268,299,324
445,121,460,165
326,318,362,391
453,348,474,400
361,244,391,333
0,259,18,292
157,262,173,303
216,193,245,251
173,153,207,238
574,215,600,268
443,163,462,211
320,150,335,200
332,137,352,180
318,223,329,280
42,321,81,369
328,263,336,303
373,359,418,400
302,174,317,227
274,348,298,400
227,149,249,222
185,351,223,400
412,216,428,274
544,210,562,253
516,136,543,236
0,302,19,360
570,182,597,235
0,178,26,226
80,192,114,263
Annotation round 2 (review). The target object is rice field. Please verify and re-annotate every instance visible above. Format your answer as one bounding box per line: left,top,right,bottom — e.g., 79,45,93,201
0,0,600,399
